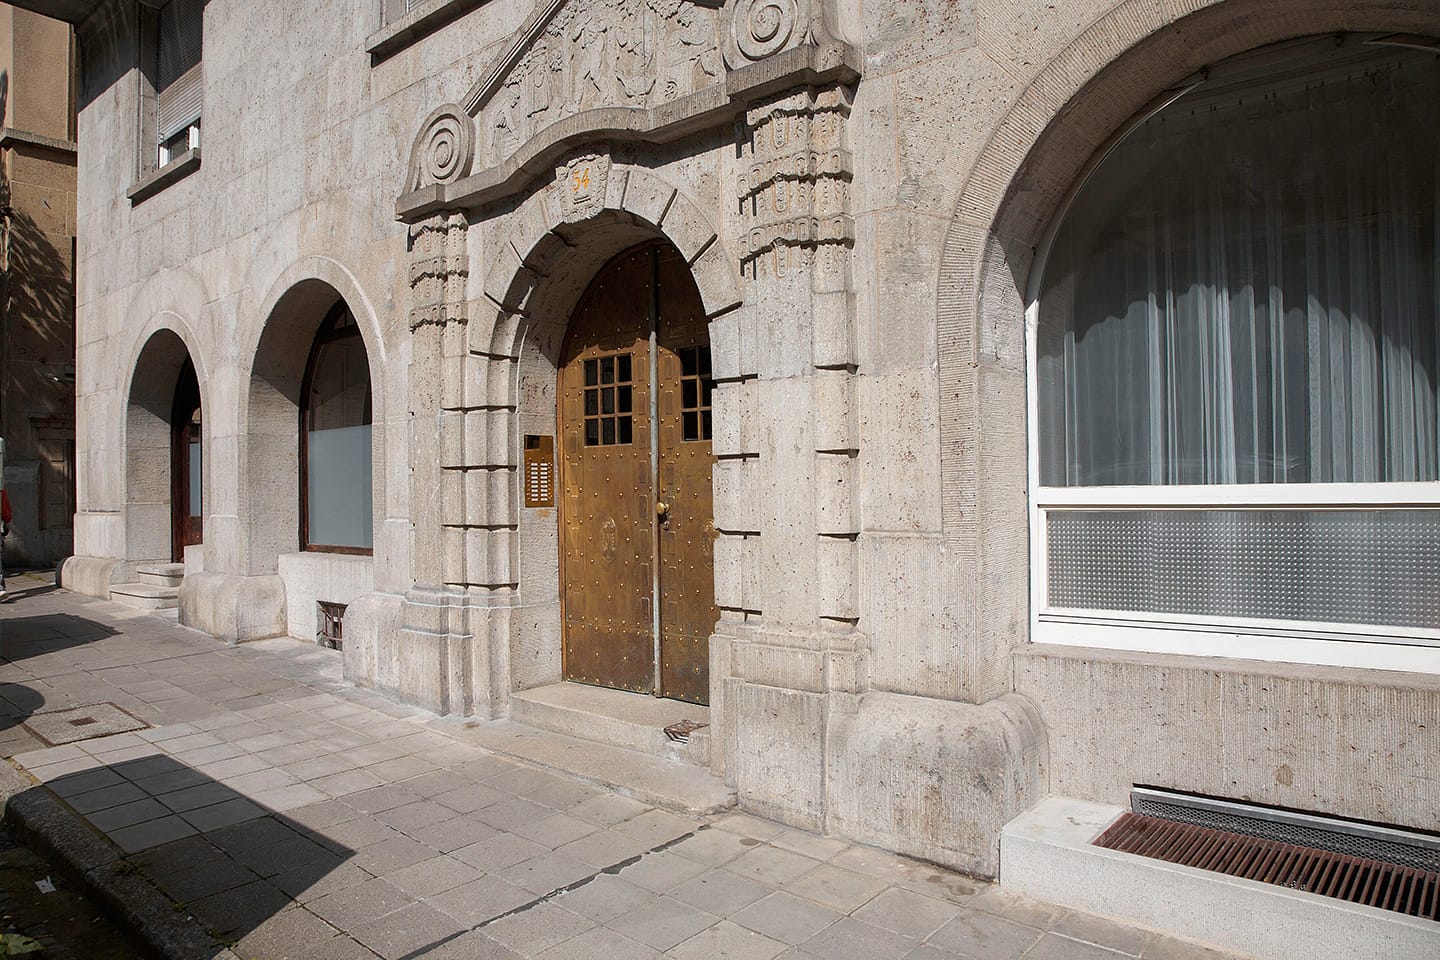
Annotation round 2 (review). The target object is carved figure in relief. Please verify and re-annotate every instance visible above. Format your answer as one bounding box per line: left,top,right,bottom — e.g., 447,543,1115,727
568,14,607,112
474,0,722,167
613,8,657,103
492,82,522,160
657,1,717,101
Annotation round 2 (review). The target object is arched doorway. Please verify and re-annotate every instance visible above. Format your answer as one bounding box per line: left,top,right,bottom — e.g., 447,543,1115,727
558,241,717,704
170,359,202,562
126,328,201,565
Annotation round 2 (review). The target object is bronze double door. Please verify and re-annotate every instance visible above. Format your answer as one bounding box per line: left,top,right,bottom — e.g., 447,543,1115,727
559,242,716,705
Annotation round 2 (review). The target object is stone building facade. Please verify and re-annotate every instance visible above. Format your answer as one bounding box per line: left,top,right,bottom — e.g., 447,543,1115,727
30,0,1440,950
0,3,77,569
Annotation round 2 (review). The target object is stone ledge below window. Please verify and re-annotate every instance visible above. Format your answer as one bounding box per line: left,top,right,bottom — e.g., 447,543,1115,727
126,148,201,205
367,0,487,62
0,127,77,156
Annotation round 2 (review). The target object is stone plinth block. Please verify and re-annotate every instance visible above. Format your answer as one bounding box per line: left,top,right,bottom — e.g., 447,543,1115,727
394,625,456,715
342,591,404,691
733,681,826,829
826,691,1049,879
178,572,287,644
59,556,123,599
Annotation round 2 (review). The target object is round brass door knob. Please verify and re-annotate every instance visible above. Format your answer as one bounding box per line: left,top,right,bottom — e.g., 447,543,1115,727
656,502,670,515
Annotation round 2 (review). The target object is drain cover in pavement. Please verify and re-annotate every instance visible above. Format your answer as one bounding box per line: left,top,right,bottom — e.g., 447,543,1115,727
23,703,149,746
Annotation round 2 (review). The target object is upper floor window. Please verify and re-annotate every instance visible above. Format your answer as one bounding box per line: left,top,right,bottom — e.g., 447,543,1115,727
301,303,373,554
1030,37,1440,670
156,0,202,165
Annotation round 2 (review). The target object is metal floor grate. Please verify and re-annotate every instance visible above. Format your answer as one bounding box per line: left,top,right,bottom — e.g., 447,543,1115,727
1095,812,1440,922
1131,787,1440,872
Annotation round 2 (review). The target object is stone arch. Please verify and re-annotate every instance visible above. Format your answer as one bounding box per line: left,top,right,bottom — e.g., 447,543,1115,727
479,167,739,361
461,166,740,700
927,0,1440,701
937,1,1440,539
241,257,387,575
124,324,204,564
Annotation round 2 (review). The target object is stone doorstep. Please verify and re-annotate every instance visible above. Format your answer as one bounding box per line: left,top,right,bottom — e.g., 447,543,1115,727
999,796,1439,960
0,762,242,960
509,682,711,767
429,715,735,817
135,564,186,588
107,583,180,610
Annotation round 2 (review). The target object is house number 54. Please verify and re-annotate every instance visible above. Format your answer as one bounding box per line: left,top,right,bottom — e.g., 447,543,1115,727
572,167,591,192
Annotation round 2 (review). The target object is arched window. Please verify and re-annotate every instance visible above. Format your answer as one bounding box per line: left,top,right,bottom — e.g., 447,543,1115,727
300,302,373,553
1030,37,1440,667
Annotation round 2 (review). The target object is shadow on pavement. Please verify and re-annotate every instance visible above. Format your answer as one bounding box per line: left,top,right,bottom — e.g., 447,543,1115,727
0,615,125,737
30,752,359,959
0,614,121,659
0,682,46,735
4,582,60,601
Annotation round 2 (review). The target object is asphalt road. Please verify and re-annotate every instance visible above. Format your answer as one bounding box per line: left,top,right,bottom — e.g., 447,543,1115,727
0,824,157,960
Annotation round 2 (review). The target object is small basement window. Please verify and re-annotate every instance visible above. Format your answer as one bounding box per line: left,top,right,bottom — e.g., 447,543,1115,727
317,601,346,650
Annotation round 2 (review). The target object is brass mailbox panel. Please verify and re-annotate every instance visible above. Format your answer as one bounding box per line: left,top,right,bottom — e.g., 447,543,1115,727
524,434,555,507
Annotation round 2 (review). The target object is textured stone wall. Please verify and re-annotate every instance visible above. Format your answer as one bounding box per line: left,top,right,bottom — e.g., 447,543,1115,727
61,0,1440,878
1017,646,1440,832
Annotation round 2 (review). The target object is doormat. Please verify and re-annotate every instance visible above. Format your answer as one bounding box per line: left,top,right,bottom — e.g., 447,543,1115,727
22,703,150,746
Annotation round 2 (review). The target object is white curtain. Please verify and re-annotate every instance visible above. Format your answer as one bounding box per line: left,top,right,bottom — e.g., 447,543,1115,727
1038,45,1440,488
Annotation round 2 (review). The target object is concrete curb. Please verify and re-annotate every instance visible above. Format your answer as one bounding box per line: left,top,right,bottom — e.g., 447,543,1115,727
0,761,243,960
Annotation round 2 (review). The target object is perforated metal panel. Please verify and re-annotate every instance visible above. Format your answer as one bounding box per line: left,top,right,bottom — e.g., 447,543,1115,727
1046,509,1440,628
524,435,554,508
1131,789,1440,872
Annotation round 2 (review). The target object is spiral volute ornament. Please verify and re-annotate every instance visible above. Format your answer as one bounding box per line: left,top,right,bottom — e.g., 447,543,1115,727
732,0,800,62
409,106,474,191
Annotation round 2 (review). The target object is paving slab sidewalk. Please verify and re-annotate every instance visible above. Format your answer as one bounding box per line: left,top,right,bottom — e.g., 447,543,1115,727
0,576,1239,960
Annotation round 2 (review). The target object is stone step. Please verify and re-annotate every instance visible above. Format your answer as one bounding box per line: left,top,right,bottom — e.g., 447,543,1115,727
108,582,180,610
428,715,735,817
135,563,186,588
510,681,711,767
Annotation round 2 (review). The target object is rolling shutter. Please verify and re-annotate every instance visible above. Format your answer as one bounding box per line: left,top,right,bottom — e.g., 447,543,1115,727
156,0,203,142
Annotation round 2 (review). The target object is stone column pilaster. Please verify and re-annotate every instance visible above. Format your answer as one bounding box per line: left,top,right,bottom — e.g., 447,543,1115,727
390,212,510,715
721,80,863,828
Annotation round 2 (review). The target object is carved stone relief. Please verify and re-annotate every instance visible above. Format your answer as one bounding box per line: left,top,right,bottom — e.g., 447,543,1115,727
736,86,853,279
408,105,475,193
556,150,613,222
725,0,807,66
483,0,722,170
408,213,470,328
403,0,846,197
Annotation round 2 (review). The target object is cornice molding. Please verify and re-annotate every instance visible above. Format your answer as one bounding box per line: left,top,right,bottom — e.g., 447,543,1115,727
0,127,77,157
397,40,859,221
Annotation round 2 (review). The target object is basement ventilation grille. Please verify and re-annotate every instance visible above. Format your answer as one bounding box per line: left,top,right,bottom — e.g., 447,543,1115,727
317,601,346,651
1094,788,1440,922
1130,787,1440,872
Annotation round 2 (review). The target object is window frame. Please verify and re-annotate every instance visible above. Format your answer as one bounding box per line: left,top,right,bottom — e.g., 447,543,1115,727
1024,34,1440,675
128,0,203,203
299,302,375,556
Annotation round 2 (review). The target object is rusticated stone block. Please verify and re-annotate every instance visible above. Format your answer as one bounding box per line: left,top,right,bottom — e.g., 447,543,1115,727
341,590,403,691
827,692,1049,878
178,572,287,644
733,681,827,829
